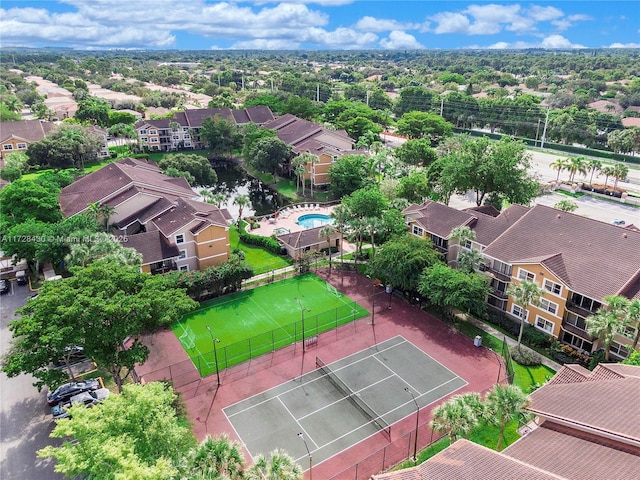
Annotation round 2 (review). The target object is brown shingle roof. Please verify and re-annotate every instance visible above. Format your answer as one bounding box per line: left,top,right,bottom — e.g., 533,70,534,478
0,119,55,143
403,200,476,239
277,226,334,250
372,440,565,480
264,114,353,154
503,425,640,479
482,205,640,301
59,158,194,217
151,197,227,236
245,105,275,124
470,204,530,246
528,375,640,443
119,230,179,265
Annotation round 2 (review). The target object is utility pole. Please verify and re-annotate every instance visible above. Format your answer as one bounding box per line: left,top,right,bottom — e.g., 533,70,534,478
316,83,320,103
440,98,444,116
366,90,370,106
540,106,550,149
270,78,274,93
535,118,541,147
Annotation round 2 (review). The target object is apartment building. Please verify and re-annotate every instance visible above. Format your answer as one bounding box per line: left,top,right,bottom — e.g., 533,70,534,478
59,158,232,274
404,201,640,360
0,120,55,165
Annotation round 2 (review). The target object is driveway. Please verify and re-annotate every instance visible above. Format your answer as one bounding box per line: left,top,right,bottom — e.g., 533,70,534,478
0,281,63,480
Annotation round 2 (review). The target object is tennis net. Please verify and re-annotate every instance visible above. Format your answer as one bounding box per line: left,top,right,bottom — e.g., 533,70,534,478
316,356,391,441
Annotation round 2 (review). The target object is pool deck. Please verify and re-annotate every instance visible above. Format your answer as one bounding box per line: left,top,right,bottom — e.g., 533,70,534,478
248,204,337,237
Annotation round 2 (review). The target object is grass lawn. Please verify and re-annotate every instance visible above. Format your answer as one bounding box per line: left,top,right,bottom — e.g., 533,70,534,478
146,149,211,162
171,273,369,376
229,225,292,275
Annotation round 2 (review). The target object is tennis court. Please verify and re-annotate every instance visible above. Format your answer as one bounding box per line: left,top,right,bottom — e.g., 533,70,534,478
171,273,369,376
224,336,467,467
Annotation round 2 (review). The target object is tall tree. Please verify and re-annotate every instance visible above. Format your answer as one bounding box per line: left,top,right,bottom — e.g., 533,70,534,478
330,203,351,270
246,137,291,179
586,295,629,361
200,115,239,157
38,382,194,480
318,225,337,270
506,280,545,351
430,136,539,207
177,434,245,480
418,264,490,318
430,393,482,445
368,235,443,293
484,384,530,450
549,158,569,183
234,194,250,225
611,163,629,192
75,95,111,126
245,449,302,480
298,152,319,198
2,261,197,391
396,111,453,144
566,156,587,183
585,158,602,186
158,153,217,186
26,123,104,169
393,139,438,167
328,154,367,198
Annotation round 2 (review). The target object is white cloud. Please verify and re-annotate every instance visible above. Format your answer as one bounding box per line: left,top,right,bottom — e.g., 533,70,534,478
607,42,640,48
541,34,585,49
380,31,424,49
431,12,470,34
302,27,377,48
230,39,301,50
464,4,523,34
527,5,563,22
354,16,419,32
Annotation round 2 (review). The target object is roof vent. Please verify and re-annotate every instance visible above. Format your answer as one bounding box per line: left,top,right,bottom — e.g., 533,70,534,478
557,214,561,218
623,233,627,238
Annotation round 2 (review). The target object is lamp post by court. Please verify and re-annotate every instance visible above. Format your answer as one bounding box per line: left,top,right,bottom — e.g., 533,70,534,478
366,275,376,325
205,325,221,386
405,387,420,463
298,432,312,480
295,297,311,352
386,284,392,309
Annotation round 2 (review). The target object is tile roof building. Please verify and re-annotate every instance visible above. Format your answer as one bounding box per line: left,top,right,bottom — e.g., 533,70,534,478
373,364,640,480
134,106,274,152
59,158,232,274
403,201,640,361
0,120,55,165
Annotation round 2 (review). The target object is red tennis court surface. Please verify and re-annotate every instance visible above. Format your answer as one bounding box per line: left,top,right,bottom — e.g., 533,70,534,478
136,269,502,478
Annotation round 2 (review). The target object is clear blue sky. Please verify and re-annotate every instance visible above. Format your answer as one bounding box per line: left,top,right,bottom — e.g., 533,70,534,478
1,1,638,50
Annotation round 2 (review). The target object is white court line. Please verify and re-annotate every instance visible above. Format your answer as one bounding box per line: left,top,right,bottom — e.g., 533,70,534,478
277,397,320,451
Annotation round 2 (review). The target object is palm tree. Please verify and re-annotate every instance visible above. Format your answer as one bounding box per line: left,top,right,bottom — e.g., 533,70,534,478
298,152,318,198
611,163,629,192
627,299,640,351
245,449,302,480
292,156,306,195
506,280,545,351
178,434,245,480
553,199,578,212
586,295,630,361
430,393,481,445
549,158,569,183
457,249,483,274
234,194,250,226
318,225,337,270
585,159,602,186
330,203,351,269
566,156,587,183
485,384,530,450
600,165,616,191
364,216,383,258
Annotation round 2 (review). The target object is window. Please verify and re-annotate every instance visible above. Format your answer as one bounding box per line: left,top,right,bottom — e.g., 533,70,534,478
535,315,554,334
139,129,147,135
184,134,190,139
561,331,592,352
179,265,189,271
622,325,637,340
140,136,147,142
493,260,512,276
150,138,158,143
182,127,189,132
184,142,192,147
564,311,587,331
430,235,448,250
149,130,157,135
172,135,180,140
16,143,27,149
517,268,535,282
462,239,472,249
539,298,558,315
569,293,601,313
178,250,187,260
175,234,185,244
412,225,424,236
3,144,13,150
543,279,562,296
511,304,529,320
609,341,629,359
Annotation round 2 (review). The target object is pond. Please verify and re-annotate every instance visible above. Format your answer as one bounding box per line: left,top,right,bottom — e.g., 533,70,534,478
204,164,289,219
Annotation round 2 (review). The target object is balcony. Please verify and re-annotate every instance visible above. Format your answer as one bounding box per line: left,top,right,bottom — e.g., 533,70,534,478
561,322,593,341
565,301,597,318
150,260,177,275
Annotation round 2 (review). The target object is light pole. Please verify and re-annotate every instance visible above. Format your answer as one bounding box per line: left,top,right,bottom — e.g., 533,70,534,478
366,275,376,325
205,325,221,386
405,387,419,463
386,284,392,309
298,432,312,480
295,297,311,352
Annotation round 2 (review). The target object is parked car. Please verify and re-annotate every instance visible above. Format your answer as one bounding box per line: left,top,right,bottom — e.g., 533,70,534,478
51,388,110,419
46,379,100,406
15,270,27,285
611,219,626,226
0,279,9,294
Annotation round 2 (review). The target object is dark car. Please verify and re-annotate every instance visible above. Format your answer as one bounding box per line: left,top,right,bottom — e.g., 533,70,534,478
0,279,9,294
16,270,28,285
46,379,100,406
51,388,110,420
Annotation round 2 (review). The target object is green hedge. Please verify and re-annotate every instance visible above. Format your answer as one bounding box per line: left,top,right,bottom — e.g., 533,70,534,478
453,128,639,165
238,221,282,254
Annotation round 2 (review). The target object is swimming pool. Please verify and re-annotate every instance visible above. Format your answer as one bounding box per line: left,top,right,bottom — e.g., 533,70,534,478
296,214,334,229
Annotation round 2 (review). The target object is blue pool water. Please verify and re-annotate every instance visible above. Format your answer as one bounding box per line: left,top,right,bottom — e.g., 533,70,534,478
296,214,334,229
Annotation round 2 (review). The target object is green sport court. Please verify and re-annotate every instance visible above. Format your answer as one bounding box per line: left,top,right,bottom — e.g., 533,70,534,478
172,274,369,376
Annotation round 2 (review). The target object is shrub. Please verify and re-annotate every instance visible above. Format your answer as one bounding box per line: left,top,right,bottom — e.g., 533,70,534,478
522,325,553,348
238,222,281,254
550,342,590,367
511,347,542,366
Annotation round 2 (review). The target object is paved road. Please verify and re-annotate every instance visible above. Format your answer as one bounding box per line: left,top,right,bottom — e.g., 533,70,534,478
0,282,63,480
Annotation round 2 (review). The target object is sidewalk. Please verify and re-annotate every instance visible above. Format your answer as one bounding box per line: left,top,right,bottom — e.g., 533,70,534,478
463,315,562,372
